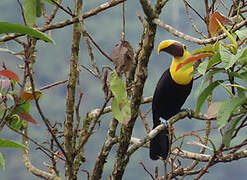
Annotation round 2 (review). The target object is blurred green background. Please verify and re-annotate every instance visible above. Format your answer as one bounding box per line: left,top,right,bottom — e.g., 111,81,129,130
0,0,247,179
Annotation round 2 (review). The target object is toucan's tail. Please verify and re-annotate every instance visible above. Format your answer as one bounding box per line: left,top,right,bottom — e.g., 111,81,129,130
149,128,169,160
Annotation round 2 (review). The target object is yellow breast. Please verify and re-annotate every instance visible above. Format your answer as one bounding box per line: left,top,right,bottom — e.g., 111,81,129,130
169,52,193,85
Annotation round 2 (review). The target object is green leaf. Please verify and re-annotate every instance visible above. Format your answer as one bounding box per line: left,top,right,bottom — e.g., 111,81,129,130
217,97,247,129
0,138,28,150
219,83,235,97
36,0,42,17
191,43,219,55
112,98,131,124
9,100,30,129
23,0,37,26
219,44,247,69
222,115,243,148
0,152,5,169
194,68,225,99
219,44,234,69
228,71,247,83
216,19,238,51
231,46,247,65
236,29,247,41
0,22,55,43
195,52,221,76
237,86,246,98
223,83,247,92
197,59,209,75
109,71,131,124
239,56,247,64
9,115,23,130
109,71,127,101
12,99,31,114
196,80,223,114
207,52,221,69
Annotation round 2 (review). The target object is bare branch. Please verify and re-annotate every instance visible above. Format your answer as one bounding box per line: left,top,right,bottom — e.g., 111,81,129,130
22,124,62,180
39,80,67,91
8,124,65,161
153,17,247,44
49,0,74,17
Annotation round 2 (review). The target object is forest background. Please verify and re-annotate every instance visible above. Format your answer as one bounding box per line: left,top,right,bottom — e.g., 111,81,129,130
0,0,247,180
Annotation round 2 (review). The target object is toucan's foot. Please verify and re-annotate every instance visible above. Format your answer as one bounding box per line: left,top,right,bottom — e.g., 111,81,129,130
181,108,192,119
159,117,169,127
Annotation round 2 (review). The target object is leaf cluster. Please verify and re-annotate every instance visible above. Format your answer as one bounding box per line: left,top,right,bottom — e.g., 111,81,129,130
193,22,247,148
0,0,55,169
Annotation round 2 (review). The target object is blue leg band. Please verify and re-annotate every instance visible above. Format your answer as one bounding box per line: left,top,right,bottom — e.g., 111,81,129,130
160,117,168,127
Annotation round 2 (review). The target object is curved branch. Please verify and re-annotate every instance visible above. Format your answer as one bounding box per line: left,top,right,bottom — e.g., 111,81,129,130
153,17,247,44
88,96,152,118
127,111,191,155
23,149,62,180
22,125,61,180
173,147,247,164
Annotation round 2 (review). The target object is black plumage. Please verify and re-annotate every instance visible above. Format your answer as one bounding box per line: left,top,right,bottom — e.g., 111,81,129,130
150,68,193,160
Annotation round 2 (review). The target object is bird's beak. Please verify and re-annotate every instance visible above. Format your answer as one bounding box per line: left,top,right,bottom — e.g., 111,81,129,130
158,40,184,57
176,52,213,71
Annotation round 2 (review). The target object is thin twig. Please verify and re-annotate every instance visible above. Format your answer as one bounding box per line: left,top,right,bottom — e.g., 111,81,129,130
81,169,90,180
39,80,67,91
86,32,113,62
138,162,155,180
122,2,125,41
81,26,101,78
25,61,67,159
8,124,65,161
219,0,230,11
139,107,151,133
50,0,74,17
74,90,83,145
76,94,112,153
46,0,63,25
81,65,100,77
183,0,205,23
17,0,27,25
183,0,207,38
40,0,49,22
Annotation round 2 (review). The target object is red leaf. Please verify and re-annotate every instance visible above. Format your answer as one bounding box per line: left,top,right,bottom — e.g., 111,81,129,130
176,52,213,71
18,112,38,125
209,12,233,36
20,91,42,100
0,69,19,81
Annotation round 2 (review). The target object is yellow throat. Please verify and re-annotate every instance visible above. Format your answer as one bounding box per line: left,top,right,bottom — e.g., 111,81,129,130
169,50,193,85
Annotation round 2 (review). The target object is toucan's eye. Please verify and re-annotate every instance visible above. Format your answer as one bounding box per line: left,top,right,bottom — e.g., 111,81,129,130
184,45,187,50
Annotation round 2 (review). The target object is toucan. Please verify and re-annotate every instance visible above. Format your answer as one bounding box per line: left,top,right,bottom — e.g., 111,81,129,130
150,40,193,160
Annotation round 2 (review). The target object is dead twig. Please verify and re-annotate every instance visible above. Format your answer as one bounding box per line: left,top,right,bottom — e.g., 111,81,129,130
39,80,67,91
138,162,155,180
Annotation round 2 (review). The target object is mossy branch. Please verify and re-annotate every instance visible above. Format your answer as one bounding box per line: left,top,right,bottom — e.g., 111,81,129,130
64,0,82,179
